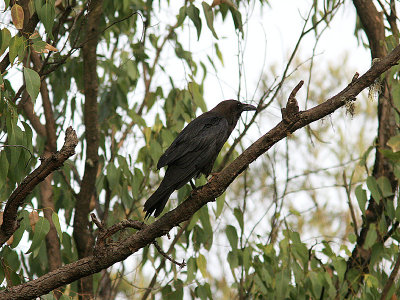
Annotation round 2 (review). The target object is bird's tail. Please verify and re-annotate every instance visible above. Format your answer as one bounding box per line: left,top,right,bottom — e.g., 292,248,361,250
143,187,174,219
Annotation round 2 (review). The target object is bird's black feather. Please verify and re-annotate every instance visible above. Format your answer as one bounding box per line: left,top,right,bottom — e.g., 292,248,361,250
143,100,256,218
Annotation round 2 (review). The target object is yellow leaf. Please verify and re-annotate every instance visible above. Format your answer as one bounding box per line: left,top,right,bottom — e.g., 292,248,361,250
211,0,237,8
29,211,39,232
29,31,40,39
211,0,221,7
11,4,24,30
45,43,58,52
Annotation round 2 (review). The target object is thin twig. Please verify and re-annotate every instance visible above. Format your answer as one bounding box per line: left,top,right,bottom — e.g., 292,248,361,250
343,172,359,236
380,252,400,300
152,240,186,269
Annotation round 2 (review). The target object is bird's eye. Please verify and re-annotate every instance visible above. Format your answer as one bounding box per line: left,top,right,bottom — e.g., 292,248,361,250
237,103,241,109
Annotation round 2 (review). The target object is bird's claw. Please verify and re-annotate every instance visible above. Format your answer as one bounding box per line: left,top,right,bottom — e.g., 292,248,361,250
207,172,219,182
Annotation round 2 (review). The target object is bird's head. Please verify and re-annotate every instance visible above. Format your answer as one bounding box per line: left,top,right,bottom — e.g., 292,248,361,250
211,100,257,124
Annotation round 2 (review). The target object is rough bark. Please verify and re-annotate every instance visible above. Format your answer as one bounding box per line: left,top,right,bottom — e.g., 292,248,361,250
72,0,103,298
0,127,78,246
347,0,398,289
2,44,400,300
31,54,63,288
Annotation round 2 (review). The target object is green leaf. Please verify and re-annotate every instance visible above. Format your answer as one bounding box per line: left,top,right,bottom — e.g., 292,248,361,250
395,203,400,221
196,254,207,278
106,163,120,191
229,7,243,35
355,185,367,214
0,150,9,191
233,208,244,230
4,247,20,271
364,224,377,249
31,38,48,53
11,211,29,248
226,225,238,250
376,176,393,198
125,60,139,81
366,176,381,202
332,257,347,282
8,125,22,172
380,149,400,162
149,139,163,164
176,6,187,27
186,257,197,283
292,243,309,266
188,82,206,112
24,67,41,101
386,198,395,220
192,225,205,251
9,35,25,64
187,4,202,40
227,250,239,270
387,134,400,152
348,233,357,243
202,2,218,39
242,246,251,272
214,43,224,65
0,261,4,286
26,217,50,255
199,206,213,250
195,284,212,300
22,121,33,154
364,274,379,288
131,168,144,199
52,212,63,244
3,0,10,10
309,272,323,299
359,145,374,166
0,28,11,56
38,0,55,40
215,193,225,218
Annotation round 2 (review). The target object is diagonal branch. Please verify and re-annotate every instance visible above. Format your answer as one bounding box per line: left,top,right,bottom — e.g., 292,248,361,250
2,43,400,300
0,127,78,246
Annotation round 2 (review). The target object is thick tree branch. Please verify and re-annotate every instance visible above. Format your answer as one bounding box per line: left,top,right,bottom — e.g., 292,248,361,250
0,127,78,246
380,252,400,300
2,43,400,300
353,0,386,59
72,0,103,297
346,1,398,292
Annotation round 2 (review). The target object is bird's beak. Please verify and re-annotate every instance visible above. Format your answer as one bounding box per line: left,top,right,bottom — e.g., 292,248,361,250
242,104,257,112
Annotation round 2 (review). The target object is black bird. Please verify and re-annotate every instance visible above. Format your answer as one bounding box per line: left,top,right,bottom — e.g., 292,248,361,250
143,100,257,218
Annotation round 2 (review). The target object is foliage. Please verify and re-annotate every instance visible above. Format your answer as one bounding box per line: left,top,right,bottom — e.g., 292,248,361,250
0,0,400,299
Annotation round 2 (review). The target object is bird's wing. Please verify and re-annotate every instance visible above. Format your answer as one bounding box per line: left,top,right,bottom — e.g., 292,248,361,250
157,113,229,170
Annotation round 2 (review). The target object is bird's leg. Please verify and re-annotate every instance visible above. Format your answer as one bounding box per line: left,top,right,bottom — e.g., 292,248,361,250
190,179,197,190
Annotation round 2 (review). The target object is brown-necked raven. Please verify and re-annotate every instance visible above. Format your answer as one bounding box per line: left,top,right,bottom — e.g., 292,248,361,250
143,100,257,218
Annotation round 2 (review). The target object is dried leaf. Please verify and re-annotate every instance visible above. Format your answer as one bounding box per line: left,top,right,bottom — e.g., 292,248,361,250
6,235,14,246
45,43,58,52
211,0,221,7
211,0,237,8
29,211,39,232
29,31,40,39
11,4,24,30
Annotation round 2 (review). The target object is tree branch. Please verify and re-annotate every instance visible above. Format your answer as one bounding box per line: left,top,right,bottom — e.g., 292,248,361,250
380,251,400,300
346,1,398,294
0,127,78,246
72,0,103,297
2,43,400,300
